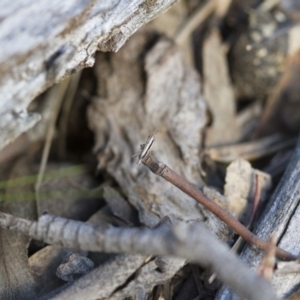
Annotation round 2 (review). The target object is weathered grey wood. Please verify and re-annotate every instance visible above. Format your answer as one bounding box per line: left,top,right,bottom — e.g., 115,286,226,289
87,32,232,238
216,134,300,299
0,213,277,300
0,0,176,150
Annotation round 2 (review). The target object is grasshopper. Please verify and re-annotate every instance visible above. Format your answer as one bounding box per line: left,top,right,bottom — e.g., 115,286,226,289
132,131,158,164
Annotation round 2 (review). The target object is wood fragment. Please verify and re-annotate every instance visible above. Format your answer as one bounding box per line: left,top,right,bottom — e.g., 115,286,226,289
257,235,276,281
88,32,210,234
110,257,185,300
51,254,147,300
174,1,216,45
0,212,277,300
224,159,271,223
103,187,138,225
205,134,296,163
203,28,240,147
216,134,300,299
0,0,177,149
276,260,300,274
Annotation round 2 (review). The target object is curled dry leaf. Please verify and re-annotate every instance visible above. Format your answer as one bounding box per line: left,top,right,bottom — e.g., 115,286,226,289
224,158,272,223
216,135,300,299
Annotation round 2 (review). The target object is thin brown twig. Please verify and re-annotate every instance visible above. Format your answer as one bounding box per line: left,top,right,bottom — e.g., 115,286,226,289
250,173,261,224
142,154,296,261
209,173,263,284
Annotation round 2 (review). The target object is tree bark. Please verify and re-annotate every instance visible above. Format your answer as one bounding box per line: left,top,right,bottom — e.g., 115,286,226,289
0,0,176,150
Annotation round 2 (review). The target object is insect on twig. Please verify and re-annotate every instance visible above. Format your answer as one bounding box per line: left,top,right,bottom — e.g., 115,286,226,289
132,130,159,164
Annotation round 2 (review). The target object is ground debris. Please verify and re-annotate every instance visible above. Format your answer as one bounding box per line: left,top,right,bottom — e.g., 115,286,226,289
1,0,300,299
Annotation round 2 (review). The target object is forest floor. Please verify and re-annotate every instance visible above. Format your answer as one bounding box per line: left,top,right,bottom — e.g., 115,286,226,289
1,0,300,299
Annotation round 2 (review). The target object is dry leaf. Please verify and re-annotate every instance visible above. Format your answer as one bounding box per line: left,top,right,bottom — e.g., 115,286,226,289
203,28,240,147
224,158,271,223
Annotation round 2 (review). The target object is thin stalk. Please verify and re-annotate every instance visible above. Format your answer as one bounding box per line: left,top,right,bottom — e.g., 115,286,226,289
142,154,296,261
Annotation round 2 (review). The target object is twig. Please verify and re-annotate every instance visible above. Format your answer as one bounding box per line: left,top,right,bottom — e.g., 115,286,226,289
58,71,82,158
174,0,232,46
35,78,71,215
209,173,263,284
141,154,296,261
0,211,277,300
205,134,297,163
257,235,276,281
250,173,261,224
174,1,216,45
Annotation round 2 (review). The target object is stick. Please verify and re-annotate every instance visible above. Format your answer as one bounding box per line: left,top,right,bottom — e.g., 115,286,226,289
0,212,277,300
141,154,296,261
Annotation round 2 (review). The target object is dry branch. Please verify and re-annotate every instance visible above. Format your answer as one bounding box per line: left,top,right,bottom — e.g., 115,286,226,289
141,153,295,261
45,216,183,300
0,0,176,150
0,211,276,300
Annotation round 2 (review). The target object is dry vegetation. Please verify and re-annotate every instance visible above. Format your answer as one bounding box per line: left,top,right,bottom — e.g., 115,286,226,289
1,0,300,299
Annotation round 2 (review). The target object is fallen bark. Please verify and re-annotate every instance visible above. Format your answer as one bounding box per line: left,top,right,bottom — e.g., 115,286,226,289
0,0,176,150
